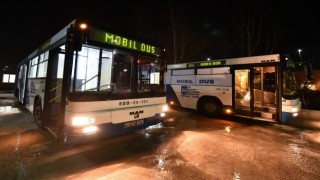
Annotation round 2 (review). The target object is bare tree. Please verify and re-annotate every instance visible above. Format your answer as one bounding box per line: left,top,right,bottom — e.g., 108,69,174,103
153,0,208,64
226,0,281,57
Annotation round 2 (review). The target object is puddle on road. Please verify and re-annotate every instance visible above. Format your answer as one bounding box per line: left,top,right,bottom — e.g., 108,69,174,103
225,126,232,133
233,172,241,180
289,143,301,154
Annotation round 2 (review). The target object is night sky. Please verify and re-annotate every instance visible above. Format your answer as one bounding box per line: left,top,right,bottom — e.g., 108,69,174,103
1,0,319,70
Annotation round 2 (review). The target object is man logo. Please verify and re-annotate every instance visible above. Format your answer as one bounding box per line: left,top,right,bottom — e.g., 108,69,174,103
130,110,144,119
181,86,188,95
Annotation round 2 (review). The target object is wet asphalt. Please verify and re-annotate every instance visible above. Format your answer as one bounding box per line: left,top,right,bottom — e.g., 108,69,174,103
0,95,320,180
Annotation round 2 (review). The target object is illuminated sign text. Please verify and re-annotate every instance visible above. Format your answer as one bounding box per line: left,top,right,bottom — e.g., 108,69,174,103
89,28,162,56
187,60,226,68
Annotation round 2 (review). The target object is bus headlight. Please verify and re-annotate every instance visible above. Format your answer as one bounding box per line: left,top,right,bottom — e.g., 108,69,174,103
291,107,298,113
82,126,98,133
72,116,95,126
160,112,166,117
162,104,169,112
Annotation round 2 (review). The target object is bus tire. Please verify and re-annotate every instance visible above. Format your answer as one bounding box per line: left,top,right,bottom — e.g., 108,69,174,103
199,97,222,117
33,97,44,129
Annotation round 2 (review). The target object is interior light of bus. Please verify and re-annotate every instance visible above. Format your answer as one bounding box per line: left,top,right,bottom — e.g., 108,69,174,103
72,116,95,126
82,126,98,134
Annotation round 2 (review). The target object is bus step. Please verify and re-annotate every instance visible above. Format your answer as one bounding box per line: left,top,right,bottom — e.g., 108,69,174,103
255,111,276,119
255,106,276,113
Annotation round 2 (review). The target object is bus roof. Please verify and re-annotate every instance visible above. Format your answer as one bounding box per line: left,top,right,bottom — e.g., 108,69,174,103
167,54,280,70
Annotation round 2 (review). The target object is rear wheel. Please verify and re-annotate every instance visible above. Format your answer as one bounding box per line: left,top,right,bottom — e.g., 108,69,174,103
33,98,44,129
199,98,222,117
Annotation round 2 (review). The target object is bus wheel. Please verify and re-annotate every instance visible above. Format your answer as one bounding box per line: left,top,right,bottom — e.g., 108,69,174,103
199,98,222,116
33,98,44,129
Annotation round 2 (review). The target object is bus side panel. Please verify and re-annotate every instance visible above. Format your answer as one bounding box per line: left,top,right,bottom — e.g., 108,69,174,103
167,85,198,109
197,86,232,106
27,78,46,112
167,84,233,110
165,84,182,107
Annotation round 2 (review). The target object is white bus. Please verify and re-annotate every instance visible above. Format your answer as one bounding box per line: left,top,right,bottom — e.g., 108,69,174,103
15,19,168,144
165,54,301,123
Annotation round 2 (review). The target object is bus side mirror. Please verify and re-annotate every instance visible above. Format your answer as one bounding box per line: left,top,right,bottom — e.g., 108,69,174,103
66,25,83,51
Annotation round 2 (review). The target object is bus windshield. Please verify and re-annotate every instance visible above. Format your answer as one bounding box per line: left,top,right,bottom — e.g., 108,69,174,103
69,46,164,101
282,68,299,99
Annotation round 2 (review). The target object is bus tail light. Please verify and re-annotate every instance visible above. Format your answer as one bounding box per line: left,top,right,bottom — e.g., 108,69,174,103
72,116,95,126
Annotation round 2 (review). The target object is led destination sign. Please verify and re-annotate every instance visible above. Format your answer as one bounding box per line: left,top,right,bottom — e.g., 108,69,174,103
89,28,162,56
187,60,226,68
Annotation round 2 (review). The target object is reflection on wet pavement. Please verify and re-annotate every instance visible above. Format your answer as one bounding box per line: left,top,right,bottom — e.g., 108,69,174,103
0,106,12,112
0,106,320,179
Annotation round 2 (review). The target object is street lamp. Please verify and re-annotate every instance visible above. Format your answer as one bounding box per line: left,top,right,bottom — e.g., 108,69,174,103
298,49,302,61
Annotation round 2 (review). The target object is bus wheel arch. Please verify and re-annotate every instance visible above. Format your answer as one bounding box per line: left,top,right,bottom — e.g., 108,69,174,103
33,95,44,129
197,96,223,116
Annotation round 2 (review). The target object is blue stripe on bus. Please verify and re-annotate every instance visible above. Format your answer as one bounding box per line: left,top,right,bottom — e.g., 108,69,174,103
165,85,181,107
281,112,294,123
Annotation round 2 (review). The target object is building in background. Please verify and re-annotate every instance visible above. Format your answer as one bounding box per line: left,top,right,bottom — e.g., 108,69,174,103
0,66,15,91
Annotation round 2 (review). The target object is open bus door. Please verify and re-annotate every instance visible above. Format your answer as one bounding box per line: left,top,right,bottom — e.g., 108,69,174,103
233,65,279,122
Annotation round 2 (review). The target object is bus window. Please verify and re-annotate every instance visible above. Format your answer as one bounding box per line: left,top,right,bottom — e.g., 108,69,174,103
37,51,49,78
283,69,298,99
100,50,113,90
138,55,163,92
74,47,100,91
112,52,133,92
29,57,38,78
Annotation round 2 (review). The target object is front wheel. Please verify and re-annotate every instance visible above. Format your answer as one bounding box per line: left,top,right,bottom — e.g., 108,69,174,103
33,98,44,129
199,98,222,117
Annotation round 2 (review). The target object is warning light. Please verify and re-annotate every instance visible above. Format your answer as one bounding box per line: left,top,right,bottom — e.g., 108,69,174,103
225,108,232,114
79,23,87,30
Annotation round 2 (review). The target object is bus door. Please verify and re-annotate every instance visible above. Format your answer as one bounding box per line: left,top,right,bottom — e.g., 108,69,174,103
233,66,277,121
17,64,28,104
234,68,252,116
42,48,66,128
252,66,277,121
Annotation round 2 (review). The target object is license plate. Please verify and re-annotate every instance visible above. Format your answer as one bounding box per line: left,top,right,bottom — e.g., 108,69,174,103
124,119,144,128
